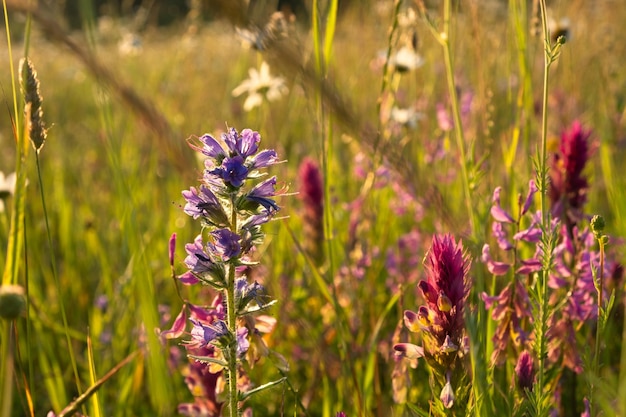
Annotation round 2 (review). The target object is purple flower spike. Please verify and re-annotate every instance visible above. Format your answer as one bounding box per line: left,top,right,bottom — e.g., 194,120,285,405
491,187,515,223
211,229,241,261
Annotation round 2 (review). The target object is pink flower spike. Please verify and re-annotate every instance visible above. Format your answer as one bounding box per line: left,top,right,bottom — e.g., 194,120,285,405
393,343,425,360
491,187,515,223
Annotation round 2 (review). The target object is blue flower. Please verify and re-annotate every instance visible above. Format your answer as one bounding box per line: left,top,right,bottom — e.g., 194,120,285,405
210,229,242,261
245,176,279,213
211,155,249,188
182,185,229,226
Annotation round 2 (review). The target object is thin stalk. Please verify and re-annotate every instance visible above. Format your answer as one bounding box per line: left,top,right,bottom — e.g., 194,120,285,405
226,201,239,417
35,153,84,397
1,322,14,417
535,0,559,403
441,0,476,235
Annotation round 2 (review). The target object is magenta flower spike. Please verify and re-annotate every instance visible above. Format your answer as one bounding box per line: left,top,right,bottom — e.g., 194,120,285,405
394,234,472,412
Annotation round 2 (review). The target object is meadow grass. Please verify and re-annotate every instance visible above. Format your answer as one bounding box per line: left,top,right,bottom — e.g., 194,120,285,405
1,0,626,416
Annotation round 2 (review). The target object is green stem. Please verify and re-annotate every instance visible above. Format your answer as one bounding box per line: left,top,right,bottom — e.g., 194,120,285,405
226,201,239,417
441,0,476,236
536,0,556,404
1,322,14,417
591,236,605,416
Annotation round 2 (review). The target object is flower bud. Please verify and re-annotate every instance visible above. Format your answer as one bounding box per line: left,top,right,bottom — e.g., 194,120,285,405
0,285,26,320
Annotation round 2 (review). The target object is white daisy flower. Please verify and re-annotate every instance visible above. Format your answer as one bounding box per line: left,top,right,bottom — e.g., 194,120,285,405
232,62,288,112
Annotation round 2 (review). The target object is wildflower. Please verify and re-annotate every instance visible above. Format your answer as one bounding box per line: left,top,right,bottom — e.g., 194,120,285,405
394,234,471,411
549,120,592,230
232,61,288,111
163,125,283,415
515,350,535,392
389,46,424,73
440,375,455,409
298,158,324,264
390,106,423,129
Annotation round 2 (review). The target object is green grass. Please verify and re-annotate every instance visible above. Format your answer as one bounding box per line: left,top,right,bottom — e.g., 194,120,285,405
1,1,626,416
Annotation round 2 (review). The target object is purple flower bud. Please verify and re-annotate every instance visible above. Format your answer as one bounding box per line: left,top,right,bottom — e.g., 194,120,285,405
515,350,535,391
169,233,176,267
440,378,455,408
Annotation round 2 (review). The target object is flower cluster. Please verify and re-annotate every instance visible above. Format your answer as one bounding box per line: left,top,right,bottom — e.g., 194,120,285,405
161,126,283,416
394,234,472,412
481,121,623,414
550,120,592,231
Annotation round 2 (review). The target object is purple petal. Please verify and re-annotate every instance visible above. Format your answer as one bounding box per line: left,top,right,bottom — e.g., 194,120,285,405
159,307,187,339
199,134,226,158
521,180,538,215
516,258,542,274
238,129,260,158
393,343,424,360
178,271,199,285
491,186,515,223
169,233,176,267
250,149,278,169
513,226,542,243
